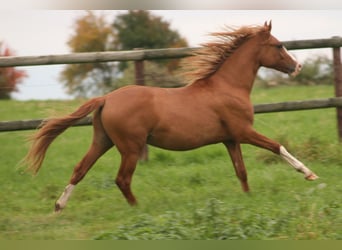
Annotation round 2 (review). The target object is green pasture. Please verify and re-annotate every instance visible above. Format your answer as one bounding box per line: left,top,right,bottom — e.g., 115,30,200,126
0,85,341,239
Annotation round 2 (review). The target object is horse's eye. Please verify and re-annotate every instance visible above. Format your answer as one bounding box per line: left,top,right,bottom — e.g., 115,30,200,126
276,44,283,49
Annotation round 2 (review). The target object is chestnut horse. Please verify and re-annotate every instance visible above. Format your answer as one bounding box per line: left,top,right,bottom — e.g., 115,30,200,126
24,21,318,212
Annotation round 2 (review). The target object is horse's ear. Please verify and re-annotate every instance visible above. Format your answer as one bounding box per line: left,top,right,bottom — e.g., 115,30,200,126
264,20,272,32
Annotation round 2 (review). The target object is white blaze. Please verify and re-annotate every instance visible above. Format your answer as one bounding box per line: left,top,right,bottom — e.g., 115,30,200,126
284,47,297,61
284,47,301,77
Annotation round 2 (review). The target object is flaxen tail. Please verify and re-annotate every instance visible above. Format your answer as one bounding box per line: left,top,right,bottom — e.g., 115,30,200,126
23,96,105,174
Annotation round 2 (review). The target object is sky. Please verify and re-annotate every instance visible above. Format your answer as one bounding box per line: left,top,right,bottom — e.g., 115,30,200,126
1,10,342,100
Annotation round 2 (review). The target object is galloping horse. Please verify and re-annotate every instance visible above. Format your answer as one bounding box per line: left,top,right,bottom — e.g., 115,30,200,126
24,21,318,212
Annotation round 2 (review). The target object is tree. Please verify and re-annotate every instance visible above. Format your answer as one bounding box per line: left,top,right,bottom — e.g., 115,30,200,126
113,11,187,50
60,11,117,98
113,10,188,72
112,11,188,89
0,42,27,99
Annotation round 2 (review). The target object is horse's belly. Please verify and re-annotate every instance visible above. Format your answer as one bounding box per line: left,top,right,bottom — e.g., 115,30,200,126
147,125,228,151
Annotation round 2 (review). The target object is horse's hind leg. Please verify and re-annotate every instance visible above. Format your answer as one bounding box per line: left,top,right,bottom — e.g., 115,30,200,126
115,152,140,205
224,142,249,192
55,141,112,212
55,110,113,212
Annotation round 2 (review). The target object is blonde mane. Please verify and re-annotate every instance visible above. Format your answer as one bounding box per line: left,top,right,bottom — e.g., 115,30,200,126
182,25,267,84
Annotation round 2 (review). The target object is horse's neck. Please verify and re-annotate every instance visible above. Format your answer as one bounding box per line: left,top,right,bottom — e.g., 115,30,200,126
210,44,260,94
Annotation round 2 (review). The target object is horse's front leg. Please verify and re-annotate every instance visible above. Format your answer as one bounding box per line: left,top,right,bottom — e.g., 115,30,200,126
224,141,249,192
242,128,318,180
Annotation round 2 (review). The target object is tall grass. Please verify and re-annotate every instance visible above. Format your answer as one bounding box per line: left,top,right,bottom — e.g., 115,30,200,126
0,85,341,239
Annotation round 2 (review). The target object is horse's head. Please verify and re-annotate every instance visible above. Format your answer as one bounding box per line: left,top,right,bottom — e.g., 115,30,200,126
258,21,301,77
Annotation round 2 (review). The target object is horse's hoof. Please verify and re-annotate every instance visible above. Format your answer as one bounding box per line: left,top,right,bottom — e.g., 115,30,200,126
54,203,62,213
305,173,319,181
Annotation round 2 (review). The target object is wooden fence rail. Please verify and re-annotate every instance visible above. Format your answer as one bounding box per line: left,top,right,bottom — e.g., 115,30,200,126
253,97,342,113
1,97,342,132
0,38,342,67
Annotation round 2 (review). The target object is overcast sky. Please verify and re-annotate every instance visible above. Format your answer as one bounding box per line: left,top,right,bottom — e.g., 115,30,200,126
1,10,342,100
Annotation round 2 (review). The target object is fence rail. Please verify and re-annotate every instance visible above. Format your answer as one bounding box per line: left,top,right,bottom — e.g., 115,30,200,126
1,97,342,132
254,97,342,113
0,38,342,67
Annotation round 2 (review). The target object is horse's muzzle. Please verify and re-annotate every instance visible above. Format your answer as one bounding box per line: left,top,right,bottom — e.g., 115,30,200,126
289,63,302,77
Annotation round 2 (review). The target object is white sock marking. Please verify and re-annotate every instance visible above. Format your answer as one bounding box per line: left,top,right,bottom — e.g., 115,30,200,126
56,184,75,210
279,146,318,179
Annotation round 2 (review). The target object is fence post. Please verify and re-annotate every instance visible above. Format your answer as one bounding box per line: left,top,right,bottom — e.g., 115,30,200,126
332,41,342,142
134,58,145,86
134,48,149,161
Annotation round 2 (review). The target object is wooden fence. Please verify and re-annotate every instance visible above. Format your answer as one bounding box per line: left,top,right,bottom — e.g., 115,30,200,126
0,37,342,140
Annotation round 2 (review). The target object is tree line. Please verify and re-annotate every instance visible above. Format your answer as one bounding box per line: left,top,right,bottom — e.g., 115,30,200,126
0,10,336,99
59,10,188,98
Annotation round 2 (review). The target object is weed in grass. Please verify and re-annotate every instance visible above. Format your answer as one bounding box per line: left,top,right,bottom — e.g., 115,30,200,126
94,198,322,240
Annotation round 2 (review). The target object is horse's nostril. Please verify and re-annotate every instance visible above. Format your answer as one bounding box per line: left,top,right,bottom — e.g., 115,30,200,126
289,63,302,77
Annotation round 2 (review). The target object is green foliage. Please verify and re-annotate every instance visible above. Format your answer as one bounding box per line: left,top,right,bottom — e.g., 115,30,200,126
113,10,187,51
112,10,188,74
0,85,341,239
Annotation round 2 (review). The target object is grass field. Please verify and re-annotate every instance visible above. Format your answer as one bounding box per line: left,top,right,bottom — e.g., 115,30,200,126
0,85,341,239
